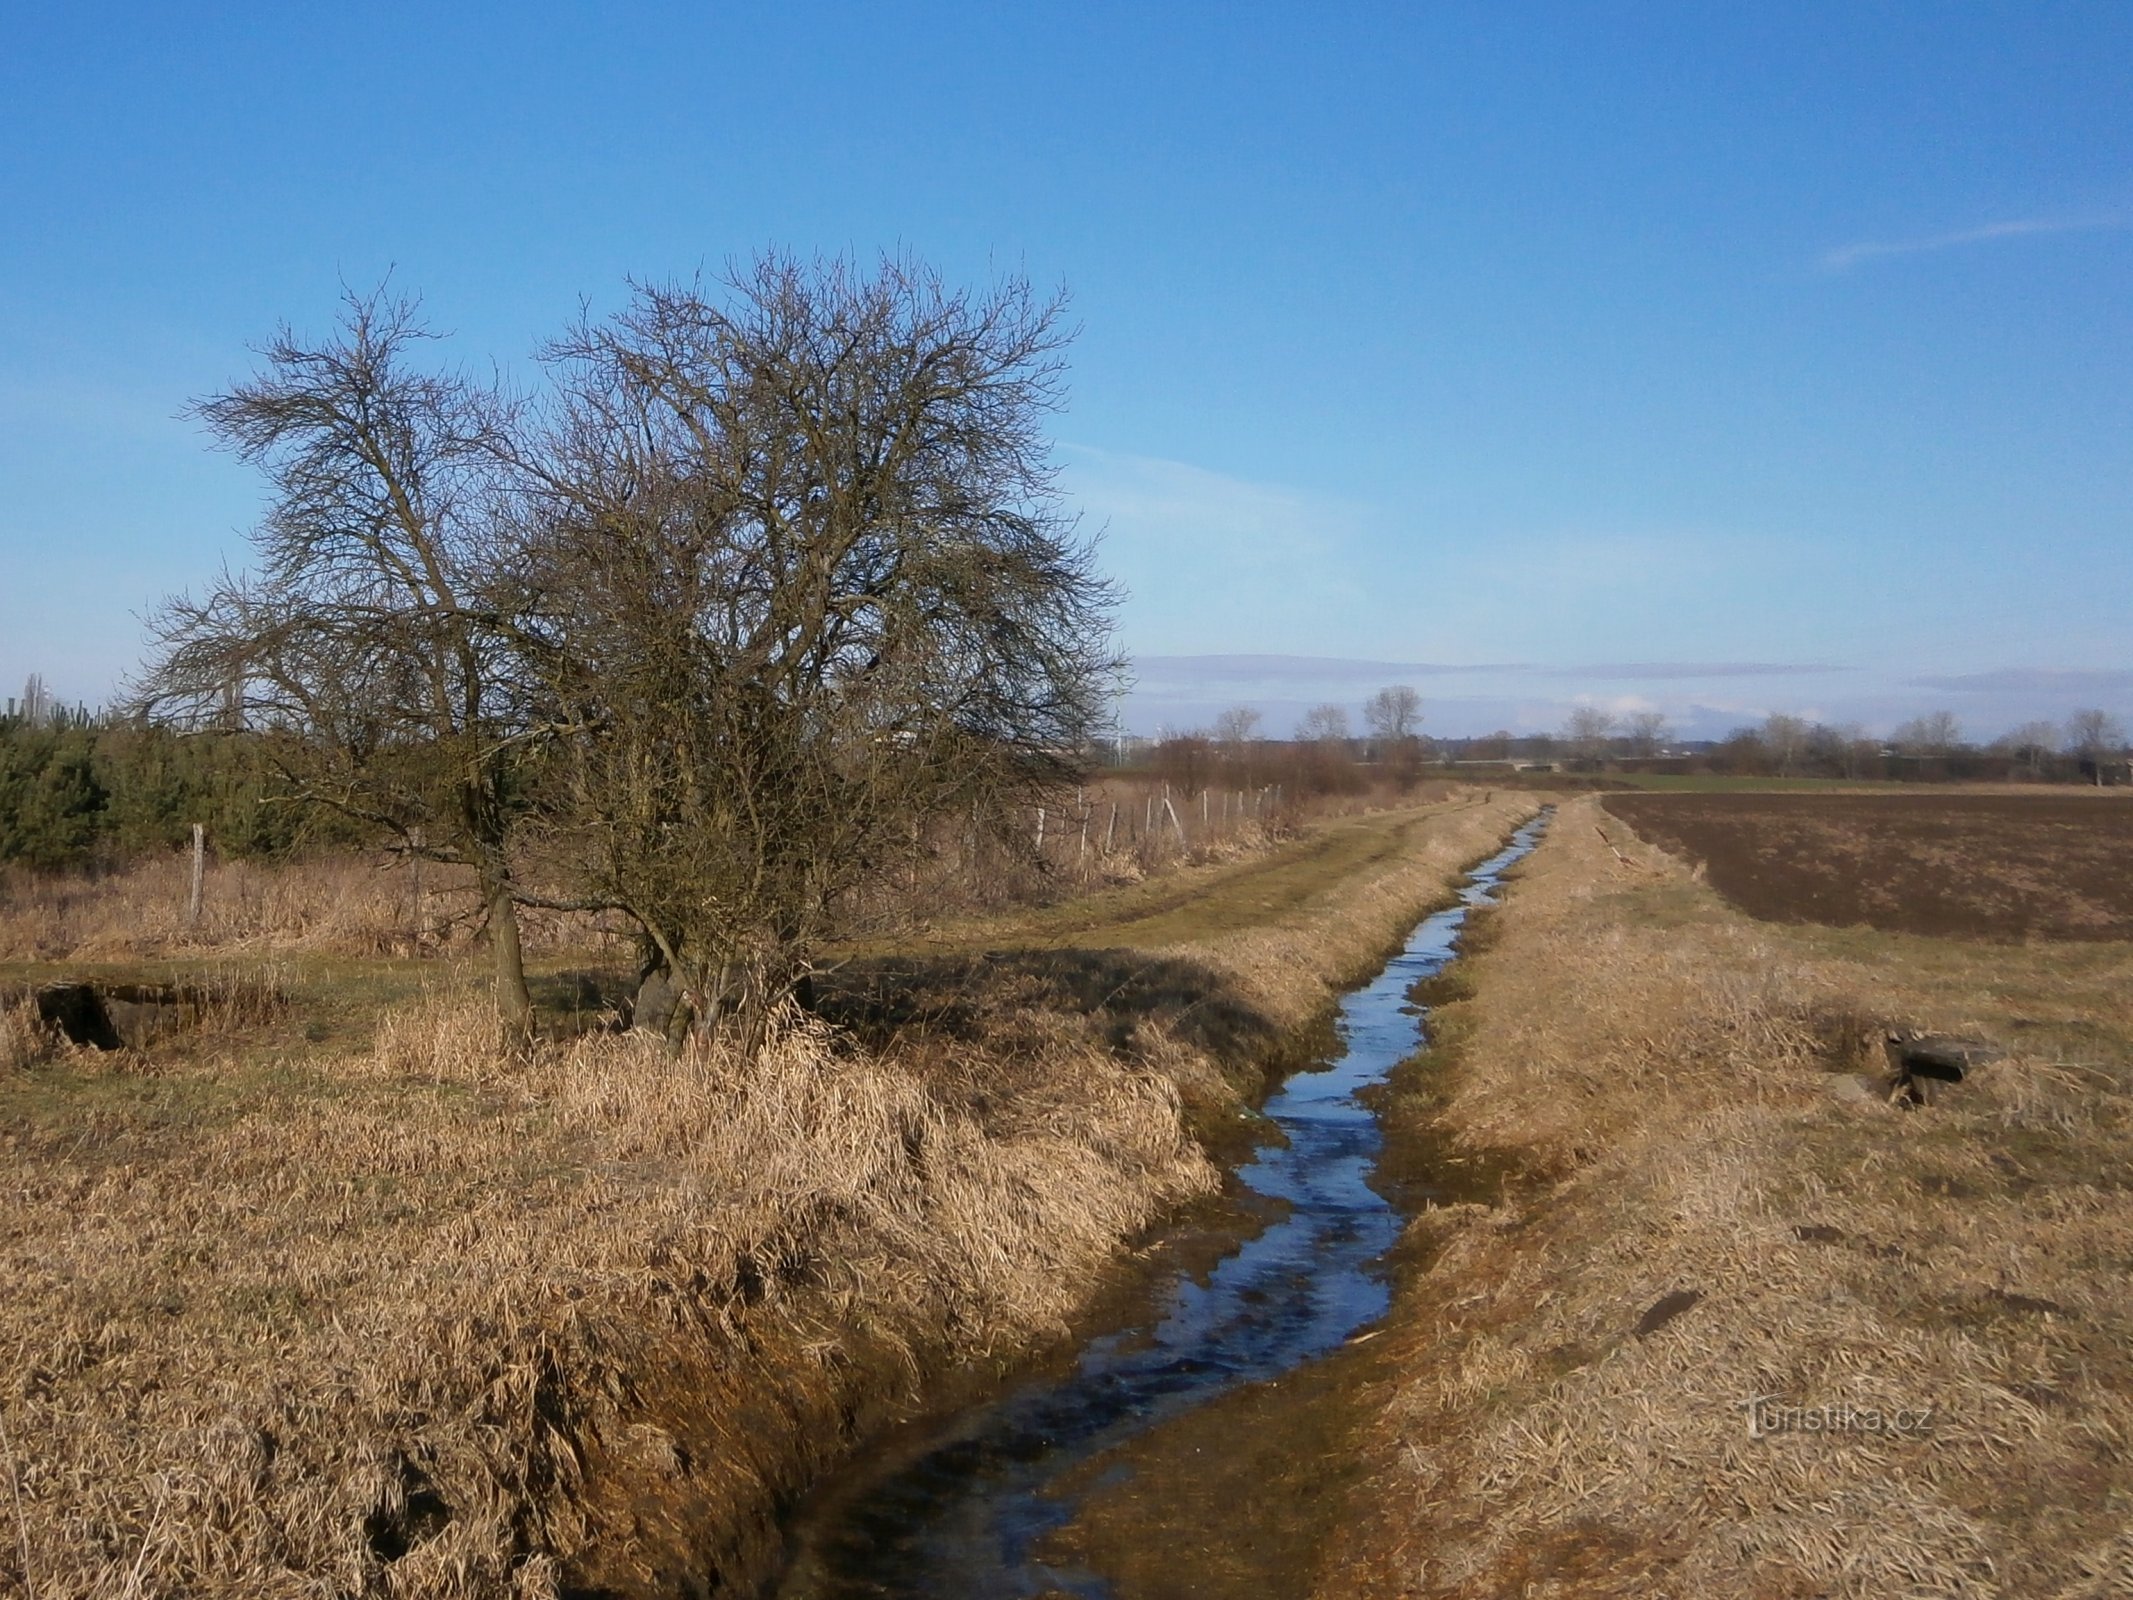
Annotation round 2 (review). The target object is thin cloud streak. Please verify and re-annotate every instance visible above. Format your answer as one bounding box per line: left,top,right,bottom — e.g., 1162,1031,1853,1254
1819,215,2123,272
1908,667,2133,694
1542,662,1849,680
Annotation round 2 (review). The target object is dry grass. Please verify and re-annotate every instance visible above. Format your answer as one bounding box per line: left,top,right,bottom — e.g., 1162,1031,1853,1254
0,854,458,961
1,995,49,1073
0,778,1453,964
0,999,1215,1599
1322,797,2133,1600
0,788,1535,1599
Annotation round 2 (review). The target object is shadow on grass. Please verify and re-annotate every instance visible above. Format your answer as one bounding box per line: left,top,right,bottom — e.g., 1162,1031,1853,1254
817,945,1315,1096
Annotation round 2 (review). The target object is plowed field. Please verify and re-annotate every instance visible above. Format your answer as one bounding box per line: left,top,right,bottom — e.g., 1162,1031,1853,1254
1601,791,2133,941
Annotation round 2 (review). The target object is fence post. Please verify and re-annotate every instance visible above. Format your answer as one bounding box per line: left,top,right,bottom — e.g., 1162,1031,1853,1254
1105,802,1117,853
1035,805,1046,855
186,824,205,932
409,826,425,940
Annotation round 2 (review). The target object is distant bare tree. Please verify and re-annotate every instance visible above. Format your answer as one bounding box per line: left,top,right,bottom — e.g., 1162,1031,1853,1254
1762,712,1811,777
1212,705,1261,750
2065,708,2128,785
1211,704,1261,785
1993,720,2061,779
1623,709,1670,758
1892,710,1962,761
137,287,539,1036
1363,685,1424,781
1562,705,1616,765
1296,703,1351,746
1363,684,1422,743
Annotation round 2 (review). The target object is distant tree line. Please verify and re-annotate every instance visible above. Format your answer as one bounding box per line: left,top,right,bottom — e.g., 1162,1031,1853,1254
1121,696,2132,792
1513,705,2130,783
1700,708,2130,784
1133,686,1434,802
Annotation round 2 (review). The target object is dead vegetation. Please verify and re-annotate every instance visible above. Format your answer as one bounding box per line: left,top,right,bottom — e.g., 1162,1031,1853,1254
0,789,1535,1599
0,853,485,962
0,773,1402,967
1323,796,2133,1600
0,998,1215,1599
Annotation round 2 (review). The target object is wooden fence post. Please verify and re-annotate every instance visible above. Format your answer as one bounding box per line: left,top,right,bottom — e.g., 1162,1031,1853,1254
409,826,425,940
187,824,205,932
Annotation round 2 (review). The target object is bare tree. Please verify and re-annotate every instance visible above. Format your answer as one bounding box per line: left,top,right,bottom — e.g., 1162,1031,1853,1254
1763,712,1811,778
1362,684,1422,743
1623,709,1670,758
1211,704,1261,753
1296,703,1351,746
1993,720,2061,780
1892,710,1962,762
519,254,1117,1044
1561,705,1616,766
2065,708,2127,786
18,674,53,727
1833,722,1879,781
137,287,539,1035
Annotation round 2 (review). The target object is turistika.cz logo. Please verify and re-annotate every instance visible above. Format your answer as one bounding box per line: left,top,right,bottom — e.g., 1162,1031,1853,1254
1737,1395,1937,1439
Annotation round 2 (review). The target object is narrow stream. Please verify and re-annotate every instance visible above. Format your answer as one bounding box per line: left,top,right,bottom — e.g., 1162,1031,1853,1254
774,810,1551,1599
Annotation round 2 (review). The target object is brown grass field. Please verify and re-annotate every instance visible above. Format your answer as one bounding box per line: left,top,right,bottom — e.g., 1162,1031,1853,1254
1601,790,2133,942
1317,796,2133,1600
0,789,1534,1599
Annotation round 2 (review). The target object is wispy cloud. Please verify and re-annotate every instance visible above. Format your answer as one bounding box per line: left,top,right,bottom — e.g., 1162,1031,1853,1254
1543,662,1849,681
1819,215,2123,273
1058,445,1361,550
1908,666,2133,695
1056,445,1375,653
1133,654,1525,686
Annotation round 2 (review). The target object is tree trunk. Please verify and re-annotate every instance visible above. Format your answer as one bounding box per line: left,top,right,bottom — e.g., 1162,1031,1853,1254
488,876,533,1041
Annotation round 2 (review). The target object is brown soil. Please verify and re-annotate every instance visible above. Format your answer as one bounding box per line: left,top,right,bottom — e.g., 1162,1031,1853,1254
1602,791,2133,941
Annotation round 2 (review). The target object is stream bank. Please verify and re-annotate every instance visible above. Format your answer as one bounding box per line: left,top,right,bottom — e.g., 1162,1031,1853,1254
768,813,1551,1598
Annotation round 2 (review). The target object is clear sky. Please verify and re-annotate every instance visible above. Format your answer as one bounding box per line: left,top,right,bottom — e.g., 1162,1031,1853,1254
3,1,2128,738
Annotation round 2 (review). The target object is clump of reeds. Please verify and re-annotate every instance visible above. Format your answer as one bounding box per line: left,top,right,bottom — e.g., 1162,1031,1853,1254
0,996,50,1072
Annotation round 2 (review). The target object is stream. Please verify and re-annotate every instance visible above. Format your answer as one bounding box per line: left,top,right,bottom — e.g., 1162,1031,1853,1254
772,810,1551,1598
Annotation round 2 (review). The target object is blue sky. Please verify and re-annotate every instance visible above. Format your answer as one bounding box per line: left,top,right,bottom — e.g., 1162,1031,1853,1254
2,1,2128,738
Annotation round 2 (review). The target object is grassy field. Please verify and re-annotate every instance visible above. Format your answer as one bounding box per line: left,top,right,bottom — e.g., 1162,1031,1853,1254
1319,795,2133,1599
0,789,1535,1600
